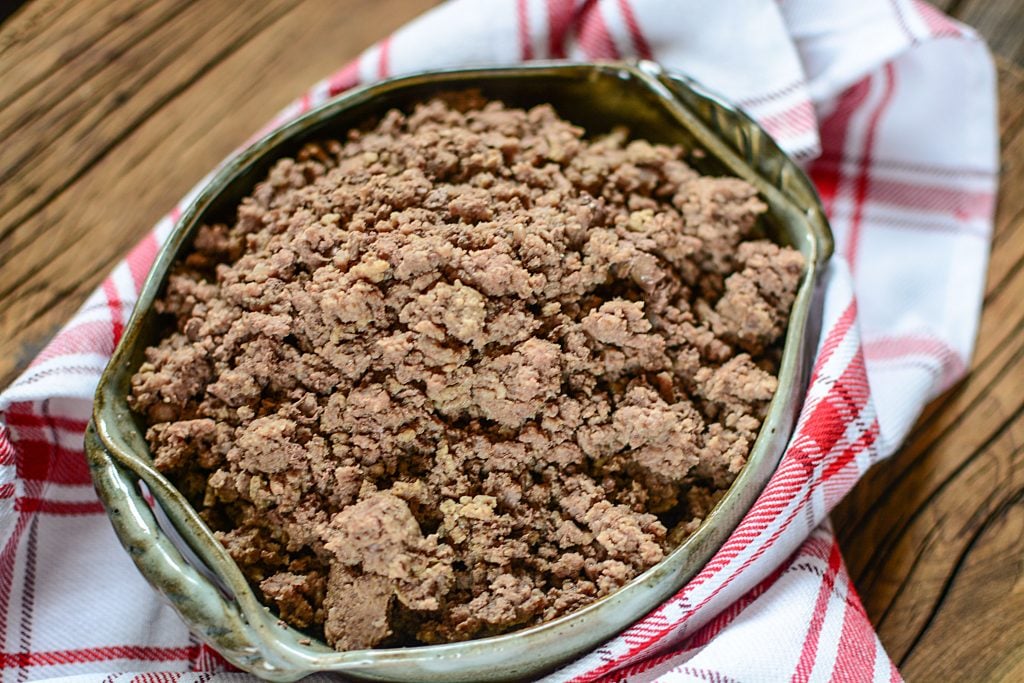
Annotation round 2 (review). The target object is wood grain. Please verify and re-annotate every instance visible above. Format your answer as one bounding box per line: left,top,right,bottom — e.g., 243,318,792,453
930,0,1024,67
0,1,1022,680
0,0,438,387
950,0,1024,67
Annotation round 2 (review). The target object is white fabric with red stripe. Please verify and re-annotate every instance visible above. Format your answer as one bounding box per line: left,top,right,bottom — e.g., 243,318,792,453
0,0,997,681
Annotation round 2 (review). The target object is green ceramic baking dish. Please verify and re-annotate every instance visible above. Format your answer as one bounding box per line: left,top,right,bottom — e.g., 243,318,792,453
86,60,833,682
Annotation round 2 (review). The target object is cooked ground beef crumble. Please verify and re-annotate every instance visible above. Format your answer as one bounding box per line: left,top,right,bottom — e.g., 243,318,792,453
128,95,803,650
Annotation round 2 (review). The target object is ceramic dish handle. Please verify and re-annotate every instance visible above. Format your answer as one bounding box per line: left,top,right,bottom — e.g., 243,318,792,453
84,423,283,676
649,64,834,269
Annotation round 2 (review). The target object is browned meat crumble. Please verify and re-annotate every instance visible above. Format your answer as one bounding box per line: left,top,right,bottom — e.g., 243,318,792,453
129,95,803,650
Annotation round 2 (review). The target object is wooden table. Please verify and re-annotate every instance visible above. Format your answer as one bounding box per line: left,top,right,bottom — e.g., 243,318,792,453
1,1,1021,679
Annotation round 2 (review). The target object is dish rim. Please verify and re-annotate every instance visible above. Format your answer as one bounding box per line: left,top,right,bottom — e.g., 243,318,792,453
87,59,833,682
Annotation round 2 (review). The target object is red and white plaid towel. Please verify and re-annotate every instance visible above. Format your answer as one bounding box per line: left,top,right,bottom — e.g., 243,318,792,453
0,0,998,681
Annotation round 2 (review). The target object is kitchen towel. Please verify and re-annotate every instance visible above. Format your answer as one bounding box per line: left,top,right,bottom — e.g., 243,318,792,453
0,0,998,681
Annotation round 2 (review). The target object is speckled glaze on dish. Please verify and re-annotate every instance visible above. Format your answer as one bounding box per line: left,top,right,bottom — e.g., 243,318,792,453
86,61,833,682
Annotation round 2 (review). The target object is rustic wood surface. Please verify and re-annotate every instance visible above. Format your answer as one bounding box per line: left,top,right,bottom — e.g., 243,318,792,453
1,1,1021,680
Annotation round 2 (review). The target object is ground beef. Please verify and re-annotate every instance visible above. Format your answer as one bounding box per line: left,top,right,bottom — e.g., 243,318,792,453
129,95,803,650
